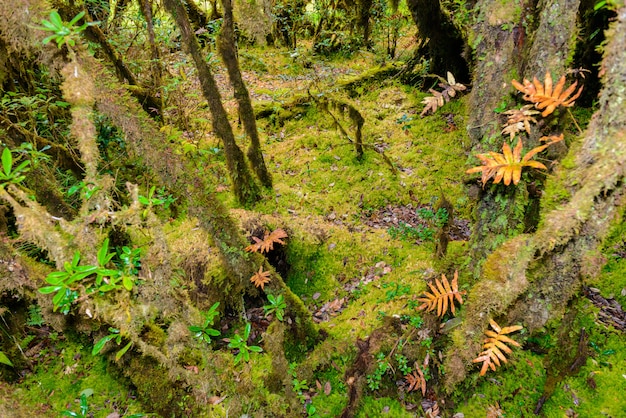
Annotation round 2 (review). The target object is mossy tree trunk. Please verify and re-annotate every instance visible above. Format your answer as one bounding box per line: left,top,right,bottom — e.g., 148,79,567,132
163,0,261,206
465,0,581,276
218,0,273,189
139,0,163,105
444,1,625,390
406,0,470,81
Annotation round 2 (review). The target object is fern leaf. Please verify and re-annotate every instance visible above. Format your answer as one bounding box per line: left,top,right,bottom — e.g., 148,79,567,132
473,320,523,376
250,266,271,290
417,270,465,317
512,71,583,117
245,228,288,253
466,139,550,187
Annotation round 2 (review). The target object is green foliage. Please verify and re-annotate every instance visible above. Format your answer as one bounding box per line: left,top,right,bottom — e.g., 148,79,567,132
380,281,411,302
227,322,262,364
394,353,412,375
62,389,92,418
67,181,101,200
27,304,44,326
92,327,133,361
138,185,177,218
37,11,97,49
38,239,137,314
189,302,221,344
400,313,424,329
0,351,13,367
366,352,390,390
0,147,30,187
263,293,287,321
387,208,448,243
118,246,142,276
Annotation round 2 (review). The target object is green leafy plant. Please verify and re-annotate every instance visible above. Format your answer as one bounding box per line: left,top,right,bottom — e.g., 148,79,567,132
38,239,137,314
118,246,141,276
67,181,100,200
416,207,449,229
138,185,177,217
27,304,44,326
38,251,97,314
366,352,390,390
92,327,133,361
61,389,92,418
394,353,412,375
227,322,262,364
0,351,13,367
263,294,287,321
381,281,411,302
0,147,30,187
37,11,97,49
189,302,221,343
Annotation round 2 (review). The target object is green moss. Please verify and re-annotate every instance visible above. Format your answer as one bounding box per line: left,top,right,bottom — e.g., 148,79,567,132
11,333,147,416
356,396,415,417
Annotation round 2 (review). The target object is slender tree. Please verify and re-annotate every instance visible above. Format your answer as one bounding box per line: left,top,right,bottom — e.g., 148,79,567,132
163,0,260,206
218,0,273,188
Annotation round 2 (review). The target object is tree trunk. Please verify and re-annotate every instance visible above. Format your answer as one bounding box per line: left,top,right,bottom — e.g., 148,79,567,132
444,0,625,390
465,0,581,275
163,0,260,206
139,0,163,107
218,0,273,188
406,0,470,81
357,0,373,48
51,1,162,117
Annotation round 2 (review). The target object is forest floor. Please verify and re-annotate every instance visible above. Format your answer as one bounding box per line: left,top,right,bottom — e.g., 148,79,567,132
1,40,625,417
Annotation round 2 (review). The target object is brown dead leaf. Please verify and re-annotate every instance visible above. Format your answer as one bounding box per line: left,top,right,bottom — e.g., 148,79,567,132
324,381,332,395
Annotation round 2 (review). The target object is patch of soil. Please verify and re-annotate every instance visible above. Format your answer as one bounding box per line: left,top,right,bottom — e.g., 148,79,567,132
362,204,471,241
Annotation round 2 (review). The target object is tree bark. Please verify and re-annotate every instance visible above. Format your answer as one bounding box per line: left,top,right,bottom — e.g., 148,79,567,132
163,0,260,206
406,0,470,81
218,0,273,188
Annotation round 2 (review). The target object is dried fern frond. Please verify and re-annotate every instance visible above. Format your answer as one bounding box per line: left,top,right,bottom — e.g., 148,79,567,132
466,138,550,187
473,319,523,376
250,266,271,290
501,105,540,139
417,270,465,317
405,364,426,395
486,402,505,418
420,72,467,116
245,228,288,253
424,401,441,418
512,71,583,117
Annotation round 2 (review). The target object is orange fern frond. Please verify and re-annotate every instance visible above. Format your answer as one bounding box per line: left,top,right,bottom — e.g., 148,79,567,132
245,228,288,253
473,319,523,376
250,266,271,290
466,138,550,187
417,270,465,317
511,71,583,117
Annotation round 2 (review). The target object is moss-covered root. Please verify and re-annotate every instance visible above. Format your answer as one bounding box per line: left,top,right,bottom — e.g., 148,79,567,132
264,321,300,411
